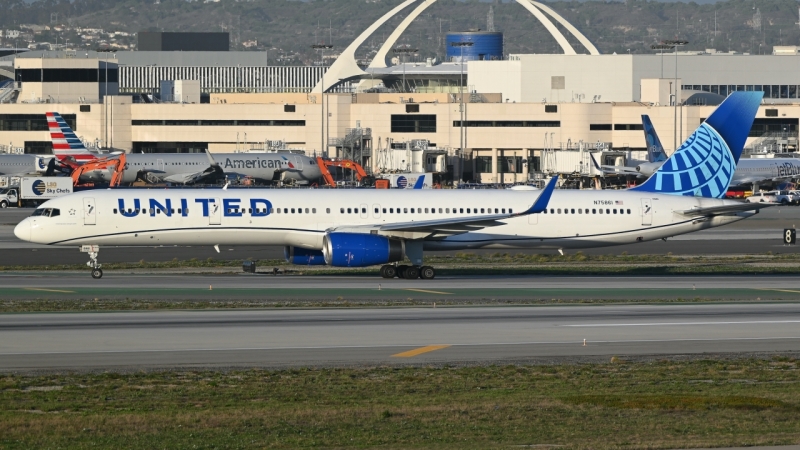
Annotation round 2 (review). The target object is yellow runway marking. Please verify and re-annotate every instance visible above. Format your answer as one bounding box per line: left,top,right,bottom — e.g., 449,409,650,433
756,288,800,295
404,288,453,295
392,345,451,358
24,288,76,293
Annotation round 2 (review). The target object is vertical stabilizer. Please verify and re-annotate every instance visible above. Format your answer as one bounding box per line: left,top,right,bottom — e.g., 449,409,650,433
47,112,96,162
641,115,667,163
632,92,763,198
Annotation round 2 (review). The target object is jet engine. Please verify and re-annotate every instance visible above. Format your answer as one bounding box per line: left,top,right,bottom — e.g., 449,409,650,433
322,232,404,267
284,246,326,265
636,162,662,177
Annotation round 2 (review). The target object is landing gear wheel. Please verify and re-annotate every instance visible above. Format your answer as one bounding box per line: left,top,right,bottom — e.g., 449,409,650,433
420,266,436,280
403,266,420,280
380,265,397,278
396,265,410,279
91,268,103,279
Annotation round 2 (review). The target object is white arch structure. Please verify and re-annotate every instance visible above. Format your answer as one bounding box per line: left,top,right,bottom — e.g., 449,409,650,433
313,0,600,93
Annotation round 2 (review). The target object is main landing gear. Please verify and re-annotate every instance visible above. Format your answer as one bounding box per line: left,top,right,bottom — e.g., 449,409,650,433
80,245,103,279
380,264,436,280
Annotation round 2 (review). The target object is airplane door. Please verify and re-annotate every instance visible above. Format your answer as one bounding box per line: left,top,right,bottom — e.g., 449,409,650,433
157,159,165,172
360,203,369,219
641,198,652,226
83,197,96,225
209,198,221,225
294,155,304,170
372,203,381,219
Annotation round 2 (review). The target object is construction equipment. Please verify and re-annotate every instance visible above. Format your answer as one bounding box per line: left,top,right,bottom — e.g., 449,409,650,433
316,157,372,187
70,154,126,187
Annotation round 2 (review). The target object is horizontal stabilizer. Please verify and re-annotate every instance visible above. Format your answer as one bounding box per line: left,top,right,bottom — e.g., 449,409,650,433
678,202,773,217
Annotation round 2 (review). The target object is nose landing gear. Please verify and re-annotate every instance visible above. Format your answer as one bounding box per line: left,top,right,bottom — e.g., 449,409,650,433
81,245,103,279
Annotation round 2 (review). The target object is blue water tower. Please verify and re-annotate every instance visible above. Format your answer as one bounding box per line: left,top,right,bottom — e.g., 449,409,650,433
446,31,503,62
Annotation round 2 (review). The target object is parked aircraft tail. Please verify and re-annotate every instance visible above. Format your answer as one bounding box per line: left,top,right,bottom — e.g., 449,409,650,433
641,115,667,163
47,112,97,162
632,91,763,198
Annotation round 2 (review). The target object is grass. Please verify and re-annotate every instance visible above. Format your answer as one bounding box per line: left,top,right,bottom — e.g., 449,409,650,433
1,358,799,448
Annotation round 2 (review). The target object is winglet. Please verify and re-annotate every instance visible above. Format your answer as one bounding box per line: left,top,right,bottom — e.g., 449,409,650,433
412,175,425,189
520,175,558,215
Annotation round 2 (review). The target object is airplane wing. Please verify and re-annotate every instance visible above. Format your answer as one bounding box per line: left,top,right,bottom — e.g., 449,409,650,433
589,153,640,175
333,176,558,238
677,203,774,217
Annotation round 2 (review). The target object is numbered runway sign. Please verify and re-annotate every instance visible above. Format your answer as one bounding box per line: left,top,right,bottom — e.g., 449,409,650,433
784,229,796,245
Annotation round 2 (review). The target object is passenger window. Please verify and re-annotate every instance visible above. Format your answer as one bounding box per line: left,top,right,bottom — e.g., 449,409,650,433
509,209,513,214
459,208,464,213
571,209,575,214
410,208,415,213
298,209,303,214
502,208,506,214
439,208,443,213
606,209,610,214
402,208,407,213
578,209,582,214
326,208,330,213
113,208,118,214
383,208,387,213
171,209,175,214
361,208,366,213
613,209,617,214
292,208,296,213
424,208,428,213
557,208,562,214
445,208,449,213
550,209,554,214
592,209,596,214
305,208,309,213
543,209,547,214
389,208,393,213
312,208,316,213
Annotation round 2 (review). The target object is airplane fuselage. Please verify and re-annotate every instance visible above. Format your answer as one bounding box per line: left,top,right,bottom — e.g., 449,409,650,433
75,152,323,185
16,189,752,252
0,154,53,176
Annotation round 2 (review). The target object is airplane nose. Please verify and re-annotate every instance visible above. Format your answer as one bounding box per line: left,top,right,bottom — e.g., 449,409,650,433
14,219,31,242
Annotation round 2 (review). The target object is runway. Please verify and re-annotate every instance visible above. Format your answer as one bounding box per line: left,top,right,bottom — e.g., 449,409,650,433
1,303,798,370
2,273,800,301
1,207,799,266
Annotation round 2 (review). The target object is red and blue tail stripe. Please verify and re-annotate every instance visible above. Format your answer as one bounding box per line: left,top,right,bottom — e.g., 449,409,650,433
46,112,95,161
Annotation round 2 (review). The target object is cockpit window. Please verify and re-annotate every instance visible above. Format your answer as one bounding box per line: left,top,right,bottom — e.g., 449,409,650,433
31,208,60,217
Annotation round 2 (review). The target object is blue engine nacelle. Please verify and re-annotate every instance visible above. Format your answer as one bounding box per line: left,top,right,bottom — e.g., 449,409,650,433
322,232,404,267
284,246,327,265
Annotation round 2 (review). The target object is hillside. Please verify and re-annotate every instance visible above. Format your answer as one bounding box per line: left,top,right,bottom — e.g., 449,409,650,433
3,0,800,64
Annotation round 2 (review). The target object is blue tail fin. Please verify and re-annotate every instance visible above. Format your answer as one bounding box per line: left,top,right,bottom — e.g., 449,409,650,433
412,175,425,189
641,115,667,163
632,91,763,198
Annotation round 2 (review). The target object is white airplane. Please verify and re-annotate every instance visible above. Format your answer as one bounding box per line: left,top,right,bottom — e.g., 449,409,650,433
16,92,769,280
47,112,323,185
592,113,800,188
591,114,667,177
0,153,58,177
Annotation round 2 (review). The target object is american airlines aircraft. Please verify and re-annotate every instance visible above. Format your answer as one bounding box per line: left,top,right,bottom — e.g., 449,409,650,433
47,112,323,185
592,113,800,186
17,92,769,280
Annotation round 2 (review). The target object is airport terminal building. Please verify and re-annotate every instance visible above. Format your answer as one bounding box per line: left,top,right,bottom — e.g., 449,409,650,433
3,0,800,183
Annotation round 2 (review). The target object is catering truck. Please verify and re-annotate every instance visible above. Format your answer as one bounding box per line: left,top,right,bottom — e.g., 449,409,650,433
0,177,72,207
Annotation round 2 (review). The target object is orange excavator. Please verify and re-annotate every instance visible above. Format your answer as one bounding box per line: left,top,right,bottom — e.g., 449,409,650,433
316,157,371,187
69,153,127,187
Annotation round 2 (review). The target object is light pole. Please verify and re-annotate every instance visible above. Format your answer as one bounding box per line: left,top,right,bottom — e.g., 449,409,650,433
312,44,333,156
450,41,473,182
664,39,688,152
392,45,418,93
650,43,672,79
